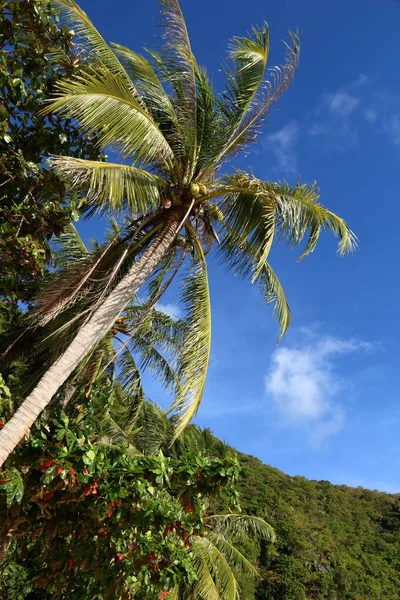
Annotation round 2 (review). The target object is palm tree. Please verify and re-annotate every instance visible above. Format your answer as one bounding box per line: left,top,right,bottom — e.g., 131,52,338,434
0,0,356,465
0,222,184,416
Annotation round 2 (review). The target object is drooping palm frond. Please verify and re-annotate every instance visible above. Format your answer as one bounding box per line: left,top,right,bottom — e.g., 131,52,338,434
205,514,276,543
169,425,232,459
191,536,239,600
49,156,167,213
118,346,145,402
170,236,211,441
131,400,172,455
31,234,122,326
216,173,355,340
208,533,260,579
44,66,175,165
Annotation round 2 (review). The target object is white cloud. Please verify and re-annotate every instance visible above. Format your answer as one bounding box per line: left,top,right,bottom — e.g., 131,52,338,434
327,91,359,117
156,302,182,320
265,335,371,444
265,122,298,173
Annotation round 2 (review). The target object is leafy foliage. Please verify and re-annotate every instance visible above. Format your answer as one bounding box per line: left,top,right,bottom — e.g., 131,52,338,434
235,453,400,600
0,387,243,599
0,0,101,301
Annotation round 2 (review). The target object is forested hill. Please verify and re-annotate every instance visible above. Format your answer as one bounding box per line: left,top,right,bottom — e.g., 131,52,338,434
233,452,400,599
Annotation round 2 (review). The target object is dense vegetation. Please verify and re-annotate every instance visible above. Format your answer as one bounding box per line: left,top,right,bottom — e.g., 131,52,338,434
2,2,391,599
0,0,101,303
235,453,400,600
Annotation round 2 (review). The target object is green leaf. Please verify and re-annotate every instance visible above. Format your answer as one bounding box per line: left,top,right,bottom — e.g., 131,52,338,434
0,468,24,506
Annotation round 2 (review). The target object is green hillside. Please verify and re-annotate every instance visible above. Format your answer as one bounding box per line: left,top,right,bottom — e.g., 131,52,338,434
233,452,400,600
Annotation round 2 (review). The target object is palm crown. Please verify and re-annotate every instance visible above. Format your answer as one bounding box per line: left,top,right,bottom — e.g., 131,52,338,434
0,0,355,464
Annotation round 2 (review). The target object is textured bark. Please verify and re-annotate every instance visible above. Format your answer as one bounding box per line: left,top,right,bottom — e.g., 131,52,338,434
0,213,182,466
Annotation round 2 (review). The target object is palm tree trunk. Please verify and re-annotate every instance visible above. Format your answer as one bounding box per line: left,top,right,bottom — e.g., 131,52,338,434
0,213,182,467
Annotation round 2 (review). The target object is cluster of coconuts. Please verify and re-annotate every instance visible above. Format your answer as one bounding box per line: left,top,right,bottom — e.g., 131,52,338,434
162,182,208,209
189,182,207,197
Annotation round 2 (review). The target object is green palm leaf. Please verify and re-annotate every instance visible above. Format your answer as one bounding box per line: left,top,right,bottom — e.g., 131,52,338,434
52,0,136,88
110,42,179,126
221,26,269,136
208,532,260,579
159,0,198,180
170,240,211,441
206,514,276,543
192,537,238,600
50,156,167,213
212,32,300,167
45,65,174,164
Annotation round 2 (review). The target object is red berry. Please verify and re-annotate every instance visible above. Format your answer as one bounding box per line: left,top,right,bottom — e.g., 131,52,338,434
0,420,4,429
116,553,124,563
68,558,74,570
149,552,156,561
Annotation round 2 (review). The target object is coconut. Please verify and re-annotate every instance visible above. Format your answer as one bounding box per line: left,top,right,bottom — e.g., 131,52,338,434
189,182,200,196
199,184,207,195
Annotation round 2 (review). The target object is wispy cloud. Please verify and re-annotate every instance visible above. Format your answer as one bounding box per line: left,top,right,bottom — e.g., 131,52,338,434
364,108,378,123
156,302,182,320
327,91,359,117
265,122,298,174
265,334,371,445
310,76,400,150
308,76,368,149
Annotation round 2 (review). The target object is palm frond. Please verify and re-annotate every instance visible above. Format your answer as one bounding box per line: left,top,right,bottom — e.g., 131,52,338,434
44,65,175,164
192,537,239,600
170,239,211,441
211,32,299,167
50,156,167,213
118,346,145,401
132,401,171,455
220,25,269,137
52,223,88,269
206,514,276,543
194,67,221,175
132,332,181,394
159,0,198,179
208,532,260,579
31,235,123,326
111,42,179,126
52,0,144,98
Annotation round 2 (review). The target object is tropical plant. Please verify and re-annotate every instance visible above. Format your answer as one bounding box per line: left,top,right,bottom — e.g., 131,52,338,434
0,0,356,465
0,222,185,413
0,379,273,600
0,0,101,302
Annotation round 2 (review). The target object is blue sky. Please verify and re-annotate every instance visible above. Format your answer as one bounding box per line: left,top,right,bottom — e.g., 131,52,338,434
77,0,400,492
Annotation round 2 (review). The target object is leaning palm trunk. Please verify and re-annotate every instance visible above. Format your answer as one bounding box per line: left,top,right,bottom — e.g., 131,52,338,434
0,214,181,466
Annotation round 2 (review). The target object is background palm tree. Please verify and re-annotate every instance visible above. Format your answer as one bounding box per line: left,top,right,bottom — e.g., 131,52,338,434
0,0,355,465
